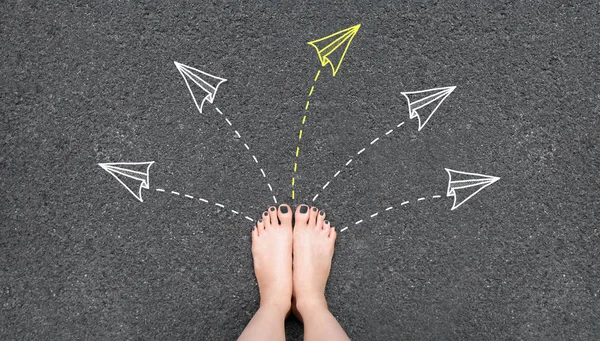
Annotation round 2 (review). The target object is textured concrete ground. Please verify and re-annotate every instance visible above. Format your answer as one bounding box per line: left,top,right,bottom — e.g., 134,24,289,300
1,1,599,340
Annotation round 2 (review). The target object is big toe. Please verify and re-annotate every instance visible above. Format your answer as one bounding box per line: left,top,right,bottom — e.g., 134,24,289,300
294,204,310,226
278,204,292,227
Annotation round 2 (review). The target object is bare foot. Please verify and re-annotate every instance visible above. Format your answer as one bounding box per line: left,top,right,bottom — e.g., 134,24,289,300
251,204,293,314
292,204,337,319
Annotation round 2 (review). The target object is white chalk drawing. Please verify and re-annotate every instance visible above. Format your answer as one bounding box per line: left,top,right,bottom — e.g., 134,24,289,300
214,107,278,203
174,61,227,114
97,27,501,233
446,168,500,210
153,186,254,223
99,162,154,202
339,168,500,232
401,86,456,131
311,121,406,202
340,193,444,232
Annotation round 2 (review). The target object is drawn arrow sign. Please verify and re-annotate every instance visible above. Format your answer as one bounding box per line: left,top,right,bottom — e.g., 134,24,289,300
174,61,227,114
99,162,154,202
446,168,500,210
402,86,456,131
307,24,361,77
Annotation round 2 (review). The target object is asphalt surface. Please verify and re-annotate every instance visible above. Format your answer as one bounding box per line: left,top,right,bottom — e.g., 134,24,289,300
1,1,599,340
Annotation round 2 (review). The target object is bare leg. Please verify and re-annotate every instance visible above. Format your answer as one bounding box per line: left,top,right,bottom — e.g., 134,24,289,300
292,205,350,341
238,204,293,341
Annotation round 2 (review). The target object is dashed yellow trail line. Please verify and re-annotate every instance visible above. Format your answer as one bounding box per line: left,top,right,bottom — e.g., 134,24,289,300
291,70,320,201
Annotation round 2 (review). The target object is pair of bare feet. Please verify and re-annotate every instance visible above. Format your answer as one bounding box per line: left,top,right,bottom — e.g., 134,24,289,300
239,204,349,340
252,203,335,321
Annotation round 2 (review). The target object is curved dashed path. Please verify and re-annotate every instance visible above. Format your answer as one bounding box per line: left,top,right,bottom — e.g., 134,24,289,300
154,187,256,223
311,121,406,202
291,70,321,201
215,107,278,204
339,194,443,232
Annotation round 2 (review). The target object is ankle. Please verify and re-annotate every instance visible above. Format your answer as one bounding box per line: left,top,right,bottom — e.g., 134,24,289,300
295,295,328,316
259,299,291,316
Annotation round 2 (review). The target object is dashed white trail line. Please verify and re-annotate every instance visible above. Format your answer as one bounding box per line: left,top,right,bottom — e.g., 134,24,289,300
340,194,442,233
152,186,255,224
312,121,406,202
215,107,278,203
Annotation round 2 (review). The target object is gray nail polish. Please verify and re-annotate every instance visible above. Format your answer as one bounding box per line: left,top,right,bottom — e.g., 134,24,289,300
280,206,288,214
300,205,308,214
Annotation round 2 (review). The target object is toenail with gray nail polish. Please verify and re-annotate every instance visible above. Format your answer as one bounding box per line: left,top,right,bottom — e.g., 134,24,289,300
280,206,288,213
270,207,275,211
319,211,325,216
325,220,329,224
312,207,317,212
264,212,268,216
258,219,263,223
300,205,308,213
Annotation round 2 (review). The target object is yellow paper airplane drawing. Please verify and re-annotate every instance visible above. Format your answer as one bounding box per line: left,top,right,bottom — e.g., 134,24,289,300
307,24,361,77
99,162,154,202
446,168,500,210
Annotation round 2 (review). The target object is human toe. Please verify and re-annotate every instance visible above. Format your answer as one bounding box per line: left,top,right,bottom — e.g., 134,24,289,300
294,204,310,226
316,209,326,229
278,204,292,226
267,206,278,226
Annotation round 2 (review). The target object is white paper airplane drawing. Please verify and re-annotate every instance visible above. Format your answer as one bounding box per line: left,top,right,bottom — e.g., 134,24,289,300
99,162,154,202
446,168,500,210
175,61,227,114
401,86,456,131
307,24,361,77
